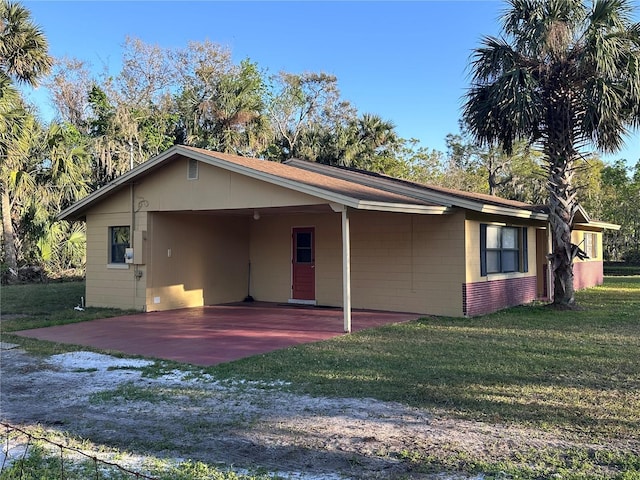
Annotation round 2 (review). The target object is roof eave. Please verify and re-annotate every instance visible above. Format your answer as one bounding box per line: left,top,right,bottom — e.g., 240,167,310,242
58,146,184,221
479,204,549,221
355,202,452,215
574,221,621,231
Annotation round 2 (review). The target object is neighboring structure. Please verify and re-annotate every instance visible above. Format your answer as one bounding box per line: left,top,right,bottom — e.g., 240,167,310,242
59,146,618,330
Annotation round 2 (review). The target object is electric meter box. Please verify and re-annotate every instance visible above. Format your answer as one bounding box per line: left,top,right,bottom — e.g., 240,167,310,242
124,248,134,264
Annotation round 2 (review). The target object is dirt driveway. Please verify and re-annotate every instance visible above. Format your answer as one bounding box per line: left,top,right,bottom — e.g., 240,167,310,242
1,342,594,479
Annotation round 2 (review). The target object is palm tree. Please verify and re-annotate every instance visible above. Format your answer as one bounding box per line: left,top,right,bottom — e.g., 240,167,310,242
0,0,52,86
0,0,51,282
463,0,640,307
0,89,34,282
24,121,91,273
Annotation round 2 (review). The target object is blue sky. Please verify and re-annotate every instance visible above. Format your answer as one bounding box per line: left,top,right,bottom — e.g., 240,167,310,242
23,0,640,165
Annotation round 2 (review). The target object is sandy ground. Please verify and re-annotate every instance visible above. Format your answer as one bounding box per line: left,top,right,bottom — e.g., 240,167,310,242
0,342,623,479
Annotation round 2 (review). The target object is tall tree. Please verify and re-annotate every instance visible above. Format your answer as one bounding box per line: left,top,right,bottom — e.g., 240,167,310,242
0,85,28,281
86,84,126,185
26,122,90,273
0,0,51,86
267,72,354,160
463,0,640,307
442,133,487,193
350,113,400,170
46,57,92,129
116,37,178,160
175,56,267,154
444,130,547,202
600,159,640,261
297,113,400,171
0,0,51,283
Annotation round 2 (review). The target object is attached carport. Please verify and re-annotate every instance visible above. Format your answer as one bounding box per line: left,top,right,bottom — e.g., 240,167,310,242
13,304,420,366
59,146,450,332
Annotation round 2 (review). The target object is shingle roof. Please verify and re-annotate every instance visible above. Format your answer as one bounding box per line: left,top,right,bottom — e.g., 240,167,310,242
181,146,440,206
284,157,546,213
58,145,550,221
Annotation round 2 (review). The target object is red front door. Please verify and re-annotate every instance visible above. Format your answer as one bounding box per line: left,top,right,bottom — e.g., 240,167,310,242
292,227,315,301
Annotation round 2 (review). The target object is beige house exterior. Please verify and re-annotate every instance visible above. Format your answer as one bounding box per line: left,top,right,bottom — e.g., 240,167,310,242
60,146,618,329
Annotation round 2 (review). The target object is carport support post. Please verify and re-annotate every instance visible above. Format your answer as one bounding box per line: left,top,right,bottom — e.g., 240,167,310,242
342,207,352,333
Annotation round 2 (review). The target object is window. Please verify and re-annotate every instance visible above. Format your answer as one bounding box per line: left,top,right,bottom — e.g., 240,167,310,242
480,224,528,276
295,231,313,263
187,158,198,180
109,226,130,264
583,232,598,259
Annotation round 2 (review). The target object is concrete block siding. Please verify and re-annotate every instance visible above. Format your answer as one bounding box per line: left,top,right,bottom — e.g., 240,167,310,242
463,276,537,316
573,261,604,291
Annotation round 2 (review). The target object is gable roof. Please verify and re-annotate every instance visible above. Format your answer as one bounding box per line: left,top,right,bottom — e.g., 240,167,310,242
59,145,550,222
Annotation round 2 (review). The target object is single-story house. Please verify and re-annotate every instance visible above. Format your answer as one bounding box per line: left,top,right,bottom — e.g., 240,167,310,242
59,145,619,331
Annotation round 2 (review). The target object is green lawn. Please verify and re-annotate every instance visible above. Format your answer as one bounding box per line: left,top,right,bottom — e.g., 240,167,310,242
1,281,134,334
212,277,640,442
2,277,640,478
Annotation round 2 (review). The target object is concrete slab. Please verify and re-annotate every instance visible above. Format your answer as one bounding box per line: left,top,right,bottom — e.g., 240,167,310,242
13,303,419,366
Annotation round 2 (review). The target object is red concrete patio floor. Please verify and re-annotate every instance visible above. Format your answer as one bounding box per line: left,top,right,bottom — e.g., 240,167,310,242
13,303,420,366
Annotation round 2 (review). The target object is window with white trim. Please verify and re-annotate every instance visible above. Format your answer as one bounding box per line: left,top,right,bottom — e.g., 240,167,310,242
109,226,130,264
583,232,598,259
480,224,528,276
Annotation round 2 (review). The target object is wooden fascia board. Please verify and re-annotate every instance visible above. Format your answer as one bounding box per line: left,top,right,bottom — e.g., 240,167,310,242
355,202,452,215
574,221,621,231
574,205,591,224
58,179,122,221
58,174,133,221
479,203,549,221
398,189,548,220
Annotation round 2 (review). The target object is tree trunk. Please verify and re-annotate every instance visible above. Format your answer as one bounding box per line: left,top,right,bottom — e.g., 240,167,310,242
1,183,19,284
542,72,581,307
546,155,577,307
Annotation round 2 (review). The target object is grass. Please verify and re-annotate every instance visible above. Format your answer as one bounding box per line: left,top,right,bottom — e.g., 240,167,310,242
0,443,280,480
211,277,640,441
0,281,133,333
0,281,136,357
2,277,640,478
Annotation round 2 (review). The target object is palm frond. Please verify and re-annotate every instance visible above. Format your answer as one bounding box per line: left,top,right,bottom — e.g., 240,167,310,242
0,0,52,86
589,0,634,30
470,36,528,83
502,0,583,56
465,52,543,153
